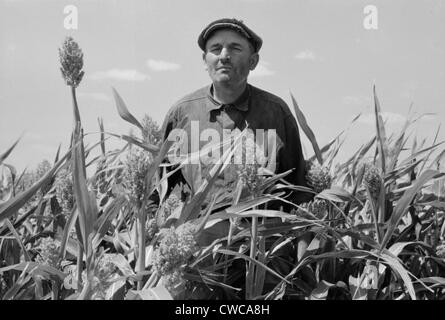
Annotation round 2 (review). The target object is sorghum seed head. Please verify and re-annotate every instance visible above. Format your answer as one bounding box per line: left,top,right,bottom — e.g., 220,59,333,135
35,159,52,195
55,168,74,213
122,148,153,207
157,193,182,226
59,36,85,88
153,223,197,277
361,163,383,199
306,163,332,193
96,253,118,283
146,218,158,241
237,163,264,197
235,134,266,197
141,114,162,146
35,160,51,179
309,199,329,218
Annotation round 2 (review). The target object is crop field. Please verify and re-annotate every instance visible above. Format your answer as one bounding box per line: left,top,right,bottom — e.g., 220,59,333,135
0,37,444,300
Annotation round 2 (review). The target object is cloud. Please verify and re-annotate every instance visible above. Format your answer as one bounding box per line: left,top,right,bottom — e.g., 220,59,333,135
358,112,407,125
250,61,275,77
146,59,181,71
90,69,150,81
294,50,318,61
78,92,112,102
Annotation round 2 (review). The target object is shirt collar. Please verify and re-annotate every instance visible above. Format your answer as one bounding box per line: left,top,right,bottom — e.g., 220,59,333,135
207,84,250,112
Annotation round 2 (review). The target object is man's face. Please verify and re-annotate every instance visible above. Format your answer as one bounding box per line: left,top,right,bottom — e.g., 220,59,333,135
203,29,259,86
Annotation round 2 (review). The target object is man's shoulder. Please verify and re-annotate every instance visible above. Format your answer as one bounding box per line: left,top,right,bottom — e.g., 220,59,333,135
162,86,209,124
172,85,209,109
249,84,292,116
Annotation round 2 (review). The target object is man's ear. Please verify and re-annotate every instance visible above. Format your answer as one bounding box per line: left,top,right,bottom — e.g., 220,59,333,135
202,52,208,70
249,53,259,71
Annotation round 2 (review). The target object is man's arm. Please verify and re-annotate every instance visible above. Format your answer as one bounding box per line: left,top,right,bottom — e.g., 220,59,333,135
278,113,313,205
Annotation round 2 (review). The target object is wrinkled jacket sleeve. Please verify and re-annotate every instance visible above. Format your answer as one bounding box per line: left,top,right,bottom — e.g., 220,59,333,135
277,112,313,206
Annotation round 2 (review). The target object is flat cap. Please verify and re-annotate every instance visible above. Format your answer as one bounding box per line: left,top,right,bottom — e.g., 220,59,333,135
198,18,263,53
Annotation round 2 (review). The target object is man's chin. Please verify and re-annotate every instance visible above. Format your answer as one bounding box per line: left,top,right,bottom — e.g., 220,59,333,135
212,75,235,84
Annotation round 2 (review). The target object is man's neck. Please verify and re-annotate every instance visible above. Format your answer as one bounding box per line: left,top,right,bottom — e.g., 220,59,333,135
212,81,247,105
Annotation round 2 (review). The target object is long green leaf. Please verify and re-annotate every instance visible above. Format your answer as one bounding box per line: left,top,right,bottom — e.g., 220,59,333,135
309,113,362,164
399,141,445,168
210,209,296,221
419,124,441,173
0,148,70,223
105,132,160,154
0,262,66,281
98,117,106,155
112,87,143,130
92,196,126,249
0,136,21,165
316,186,352,203
380,170,441,250
388,117,412,171
58,205,79,260
378,251,416,300
373,85,388,174
290,92,322,165
1,263,35,300
4,218,31,261
429,149,445,170
217,248,290,284
72,133,97,263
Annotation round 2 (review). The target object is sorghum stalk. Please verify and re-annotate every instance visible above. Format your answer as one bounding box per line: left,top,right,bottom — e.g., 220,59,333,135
122,148,153,290
71,86,81,126
224,180,243,284
59,37,87,297
237,136,265,299
51,279,59,300
76,244,84,293
142,270,160,289
253,218,266,297
136,207,146,290
246,202,258,300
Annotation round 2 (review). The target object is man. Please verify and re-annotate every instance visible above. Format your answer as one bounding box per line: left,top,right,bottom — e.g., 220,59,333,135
160,18,311,211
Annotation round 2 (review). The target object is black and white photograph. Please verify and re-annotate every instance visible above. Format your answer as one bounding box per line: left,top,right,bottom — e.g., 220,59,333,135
0,0,444,306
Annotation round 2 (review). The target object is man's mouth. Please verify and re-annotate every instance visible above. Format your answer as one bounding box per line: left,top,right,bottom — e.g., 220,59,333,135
217,66,232,70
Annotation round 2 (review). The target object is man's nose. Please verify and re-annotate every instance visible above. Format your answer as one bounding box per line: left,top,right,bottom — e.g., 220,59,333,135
219,48,231,61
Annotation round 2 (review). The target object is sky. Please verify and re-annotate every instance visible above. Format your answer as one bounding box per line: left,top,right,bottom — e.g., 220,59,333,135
1,0,444,173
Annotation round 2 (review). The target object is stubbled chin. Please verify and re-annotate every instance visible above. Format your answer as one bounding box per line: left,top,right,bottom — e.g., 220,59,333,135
214,74,231,82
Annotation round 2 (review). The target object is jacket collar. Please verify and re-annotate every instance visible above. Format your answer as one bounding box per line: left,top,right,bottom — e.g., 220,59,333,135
207,84,250,112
